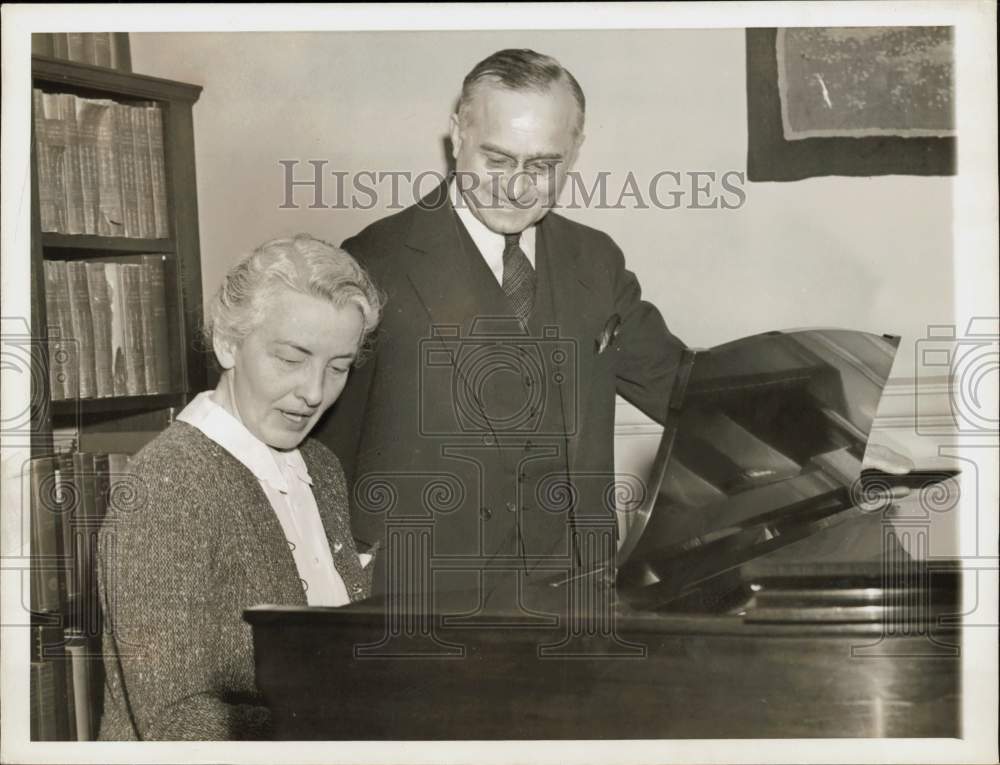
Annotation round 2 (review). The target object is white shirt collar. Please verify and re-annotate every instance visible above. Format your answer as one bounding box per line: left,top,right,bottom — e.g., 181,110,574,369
450,178,536,284
176,391,312,494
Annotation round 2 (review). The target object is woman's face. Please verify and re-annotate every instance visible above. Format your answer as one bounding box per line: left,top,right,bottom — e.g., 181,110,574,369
213,287,364,450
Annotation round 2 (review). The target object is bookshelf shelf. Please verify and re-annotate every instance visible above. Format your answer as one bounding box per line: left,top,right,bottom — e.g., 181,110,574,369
29,54,205,741
32,55,202,103
41,233,176,254
51,392,187,417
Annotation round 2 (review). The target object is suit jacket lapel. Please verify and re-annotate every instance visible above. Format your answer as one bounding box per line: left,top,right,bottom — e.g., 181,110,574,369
403,183,521,473
404,183,489,328
537,214,602,470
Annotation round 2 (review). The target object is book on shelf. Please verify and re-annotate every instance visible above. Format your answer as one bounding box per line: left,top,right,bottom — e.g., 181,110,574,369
43,260,76,400
66,34,88,65
33,33,131,71
30,447,134,741
31,621,72,741
31,655,61,740
139,255,171,392
53,453,80,606
42,276,62,400
64,261,97,398
119,263,148,395
130,106,156,238
85,262,114,398
65,631,93,740
30,457,68,615
57,93,86,235
75,99,113,236
95,98,125,236
146,106,170,237
37,450,130,615
71,452,105,640
44,257,172,400
104,262,129,396
37,92,69,232
32,89,167,238
35,448,131,602
70,453,95,632
113,103,141,238
33,90,61,233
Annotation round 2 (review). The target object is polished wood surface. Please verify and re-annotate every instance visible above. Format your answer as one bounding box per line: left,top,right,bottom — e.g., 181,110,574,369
247,502,960,740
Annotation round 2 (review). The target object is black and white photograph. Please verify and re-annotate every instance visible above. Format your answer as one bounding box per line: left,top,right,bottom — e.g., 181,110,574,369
1,3,997,764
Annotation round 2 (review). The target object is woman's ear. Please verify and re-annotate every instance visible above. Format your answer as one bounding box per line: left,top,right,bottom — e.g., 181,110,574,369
449,112,463,159
213,334,237,370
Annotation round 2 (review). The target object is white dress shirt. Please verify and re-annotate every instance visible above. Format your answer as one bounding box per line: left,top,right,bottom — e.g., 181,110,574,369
451,180,536,284
177,391,351,607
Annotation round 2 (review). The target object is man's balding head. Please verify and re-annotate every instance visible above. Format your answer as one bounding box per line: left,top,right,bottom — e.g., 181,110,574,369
456,49,586,139
450,50,586,235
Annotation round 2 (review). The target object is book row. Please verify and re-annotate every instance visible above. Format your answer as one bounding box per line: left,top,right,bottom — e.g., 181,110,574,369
43,257,173,401
31,620,103,742
29,451,129,621
33,89,169,238
32,33,131,71
30,452,128,740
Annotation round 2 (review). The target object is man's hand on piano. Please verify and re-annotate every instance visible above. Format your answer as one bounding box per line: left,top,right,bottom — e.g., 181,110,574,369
861,443,915,503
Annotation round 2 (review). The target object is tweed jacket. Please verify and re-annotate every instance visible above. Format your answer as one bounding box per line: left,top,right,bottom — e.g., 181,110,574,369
96,421,371,741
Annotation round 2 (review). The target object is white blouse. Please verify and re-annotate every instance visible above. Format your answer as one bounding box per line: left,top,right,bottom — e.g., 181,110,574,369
177,391,352,606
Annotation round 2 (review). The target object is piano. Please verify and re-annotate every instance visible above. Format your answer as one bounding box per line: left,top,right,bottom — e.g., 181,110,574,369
246,329,960,739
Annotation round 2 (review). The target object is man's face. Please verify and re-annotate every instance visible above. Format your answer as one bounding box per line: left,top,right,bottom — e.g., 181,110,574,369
450,82,583,235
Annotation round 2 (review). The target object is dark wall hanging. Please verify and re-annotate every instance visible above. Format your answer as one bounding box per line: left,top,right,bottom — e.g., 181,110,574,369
746,27,955,181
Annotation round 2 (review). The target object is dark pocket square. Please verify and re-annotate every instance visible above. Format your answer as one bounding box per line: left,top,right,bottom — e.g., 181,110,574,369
595,313,621,355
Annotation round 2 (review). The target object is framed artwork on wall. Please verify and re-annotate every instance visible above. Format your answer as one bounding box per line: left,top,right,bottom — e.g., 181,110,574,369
746,27,956,181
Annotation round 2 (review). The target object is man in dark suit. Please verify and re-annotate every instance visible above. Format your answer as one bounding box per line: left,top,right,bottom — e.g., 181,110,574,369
315,48,683,617
315,48,904,617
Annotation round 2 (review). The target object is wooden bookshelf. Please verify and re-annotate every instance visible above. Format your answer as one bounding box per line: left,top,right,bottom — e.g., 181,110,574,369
41,233,175,253
29,55,205,741
50,392,188,417
31,55,205,454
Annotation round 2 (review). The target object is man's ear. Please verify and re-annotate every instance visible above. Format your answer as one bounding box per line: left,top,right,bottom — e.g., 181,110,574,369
213,334,236,371
449,113,463,159
569,131,586,168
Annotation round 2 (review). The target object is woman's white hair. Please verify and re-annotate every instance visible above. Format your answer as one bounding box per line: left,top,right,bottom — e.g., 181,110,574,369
204,233,383,362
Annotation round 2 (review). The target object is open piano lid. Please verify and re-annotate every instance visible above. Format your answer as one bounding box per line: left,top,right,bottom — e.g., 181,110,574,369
615,328,957,615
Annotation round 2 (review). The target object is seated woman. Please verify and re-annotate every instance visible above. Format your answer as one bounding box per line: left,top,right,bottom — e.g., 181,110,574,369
96,234,382,740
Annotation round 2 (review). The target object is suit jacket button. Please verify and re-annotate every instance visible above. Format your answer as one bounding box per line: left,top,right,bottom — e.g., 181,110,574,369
505,501,517,513
480,506,493,520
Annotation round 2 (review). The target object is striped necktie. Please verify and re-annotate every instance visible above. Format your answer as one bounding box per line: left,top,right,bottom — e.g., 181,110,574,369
502,232,536,324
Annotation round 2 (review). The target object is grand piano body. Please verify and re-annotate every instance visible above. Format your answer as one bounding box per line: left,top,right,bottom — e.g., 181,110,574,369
246,329,960,739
